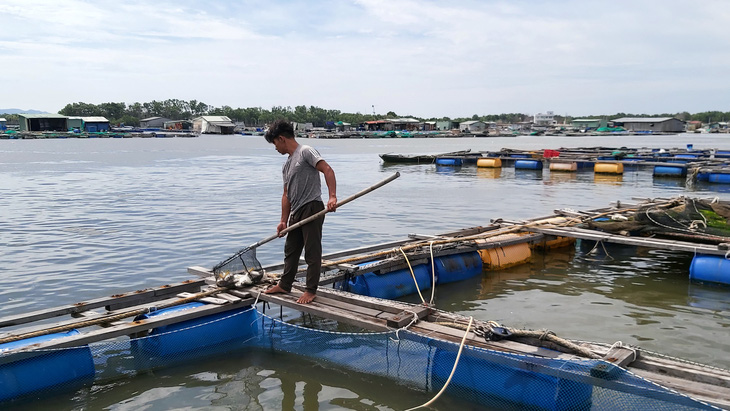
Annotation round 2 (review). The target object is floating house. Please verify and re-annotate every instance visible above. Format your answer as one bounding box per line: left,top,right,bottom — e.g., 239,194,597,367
293,122,313,132
17,113,68,132
334,121,352,131
140,117,172,128
364,120,393,131
436,120,459,131
0,118,6,131
82,117,110,132
192,116,236,134
163,120,193,131
460,120,486,133
611,117,685,133
67,117,83,131
388,118,421,131
572,118,604,130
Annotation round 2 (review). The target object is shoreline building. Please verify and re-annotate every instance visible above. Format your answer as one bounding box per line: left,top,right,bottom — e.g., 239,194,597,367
193,116,236,134
572,119,605,130
611,117,685,133
460,120,487,133
140,117,172,129
18,113,68,132
534,111,556,126
82,117,110,132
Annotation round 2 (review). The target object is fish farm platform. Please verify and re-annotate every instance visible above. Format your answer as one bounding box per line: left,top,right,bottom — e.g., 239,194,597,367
3,197,730,409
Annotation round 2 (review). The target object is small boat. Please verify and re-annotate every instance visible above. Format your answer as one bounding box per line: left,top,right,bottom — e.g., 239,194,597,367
379,149,472,164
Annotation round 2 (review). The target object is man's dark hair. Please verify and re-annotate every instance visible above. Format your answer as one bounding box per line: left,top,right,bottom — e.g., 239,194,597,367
264,119,295,143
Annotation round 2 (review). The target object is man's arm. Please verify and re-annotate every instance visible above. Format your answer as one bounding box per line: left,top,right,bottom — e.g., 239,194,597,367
316,160,337,211
278,186,291,236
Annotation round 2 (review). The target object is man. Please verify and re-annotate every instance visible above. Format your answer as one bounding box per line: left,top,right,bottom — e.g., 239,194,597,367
263,120,337,304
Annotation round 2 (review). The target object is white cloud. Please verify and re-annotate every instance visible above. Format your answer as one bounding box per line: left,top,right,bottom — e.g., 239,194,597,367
1,0,728,116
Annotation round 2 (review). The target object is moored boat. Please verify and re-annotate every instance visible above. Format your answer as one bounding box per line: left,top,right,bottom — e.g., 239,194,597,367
379,149,472,164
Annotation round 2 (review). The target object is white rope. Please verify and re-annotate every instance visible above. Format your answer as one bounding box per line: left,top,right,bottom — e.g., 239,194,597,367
429,241,436,305
405,316,473,411
399,248,427,305
389,311,419,342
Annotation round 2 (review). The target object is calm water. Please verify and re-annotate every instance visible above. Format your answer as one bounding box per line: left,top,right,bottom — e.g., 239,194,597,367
2,134,730,410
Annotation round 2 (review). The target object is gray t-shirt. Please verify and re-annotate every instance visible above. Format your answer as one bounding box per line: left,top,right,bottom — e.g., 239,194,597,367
282,144,324,214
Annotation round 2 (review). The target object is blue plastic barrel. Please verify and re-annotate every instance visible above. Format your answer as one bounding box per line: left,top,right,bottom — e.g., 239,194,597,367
347,265,431,299
709,173,730,184
653,165,687,177
515,159,543,170
434,252,483,284
510,154,530,158
675,154,698,159
435,157,462,166
697,172,710,182
0,329,95,402
132,303,259,359
432,347,592,410
690,255,730,285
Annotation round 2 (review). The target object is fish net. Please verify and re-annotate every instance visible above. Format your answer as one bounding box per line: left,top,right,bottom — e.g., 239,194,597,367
0,306,720,410
211,244,263,277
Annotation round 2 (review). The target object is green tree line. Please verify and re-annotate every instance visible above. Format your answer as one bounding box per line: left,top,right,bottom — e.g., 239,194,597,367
2,100,728,127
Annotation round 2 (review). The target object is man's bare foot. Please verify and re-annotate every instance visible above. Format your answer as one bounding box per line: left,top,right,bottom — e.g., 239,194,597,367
297,291,316,304
264,284,289,294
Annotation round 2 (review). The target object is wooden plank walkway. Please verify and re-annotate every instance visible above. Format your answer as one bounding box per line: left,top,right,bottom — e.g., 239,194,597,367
525,225,728,256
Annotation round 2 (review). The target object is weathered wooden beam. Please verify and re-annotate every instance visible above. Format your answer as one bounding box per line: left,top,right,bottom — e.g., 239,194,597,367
0,280,205,328
591,346,640,379
530,226,725,255
0,299,255,362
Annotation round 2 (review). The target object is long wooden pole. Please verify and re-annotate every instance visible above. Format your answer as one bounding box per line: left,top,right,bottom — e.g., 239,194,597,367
212,172,400,273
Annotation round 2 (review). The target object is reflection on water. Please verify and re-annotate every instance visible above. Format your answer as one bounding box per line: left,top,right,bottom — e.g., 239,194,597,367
434,164,461,174
594,173,623,184
546,171,578,183
476,167,502,179
653,176,687,189
514,168,543,180
688,283,730,312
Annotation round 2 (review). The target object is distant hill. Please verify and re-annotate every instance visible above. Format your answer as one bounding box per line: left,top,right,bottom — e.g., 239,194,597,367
0,108,49,114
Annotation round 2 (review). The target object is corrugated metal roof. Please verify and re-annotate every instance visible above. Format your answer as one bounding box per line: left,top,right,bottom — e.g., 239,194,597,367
612,117,676,123
460,120,484,125
197,116,232,122
17,113,67,118
0,118,6,122
81,116,109,122
386,118,420,123
141,116,163,121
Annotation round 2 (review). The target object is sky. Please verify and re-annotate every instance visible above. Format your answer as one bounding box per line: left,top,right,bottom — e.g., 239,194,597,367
1,0,728,118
